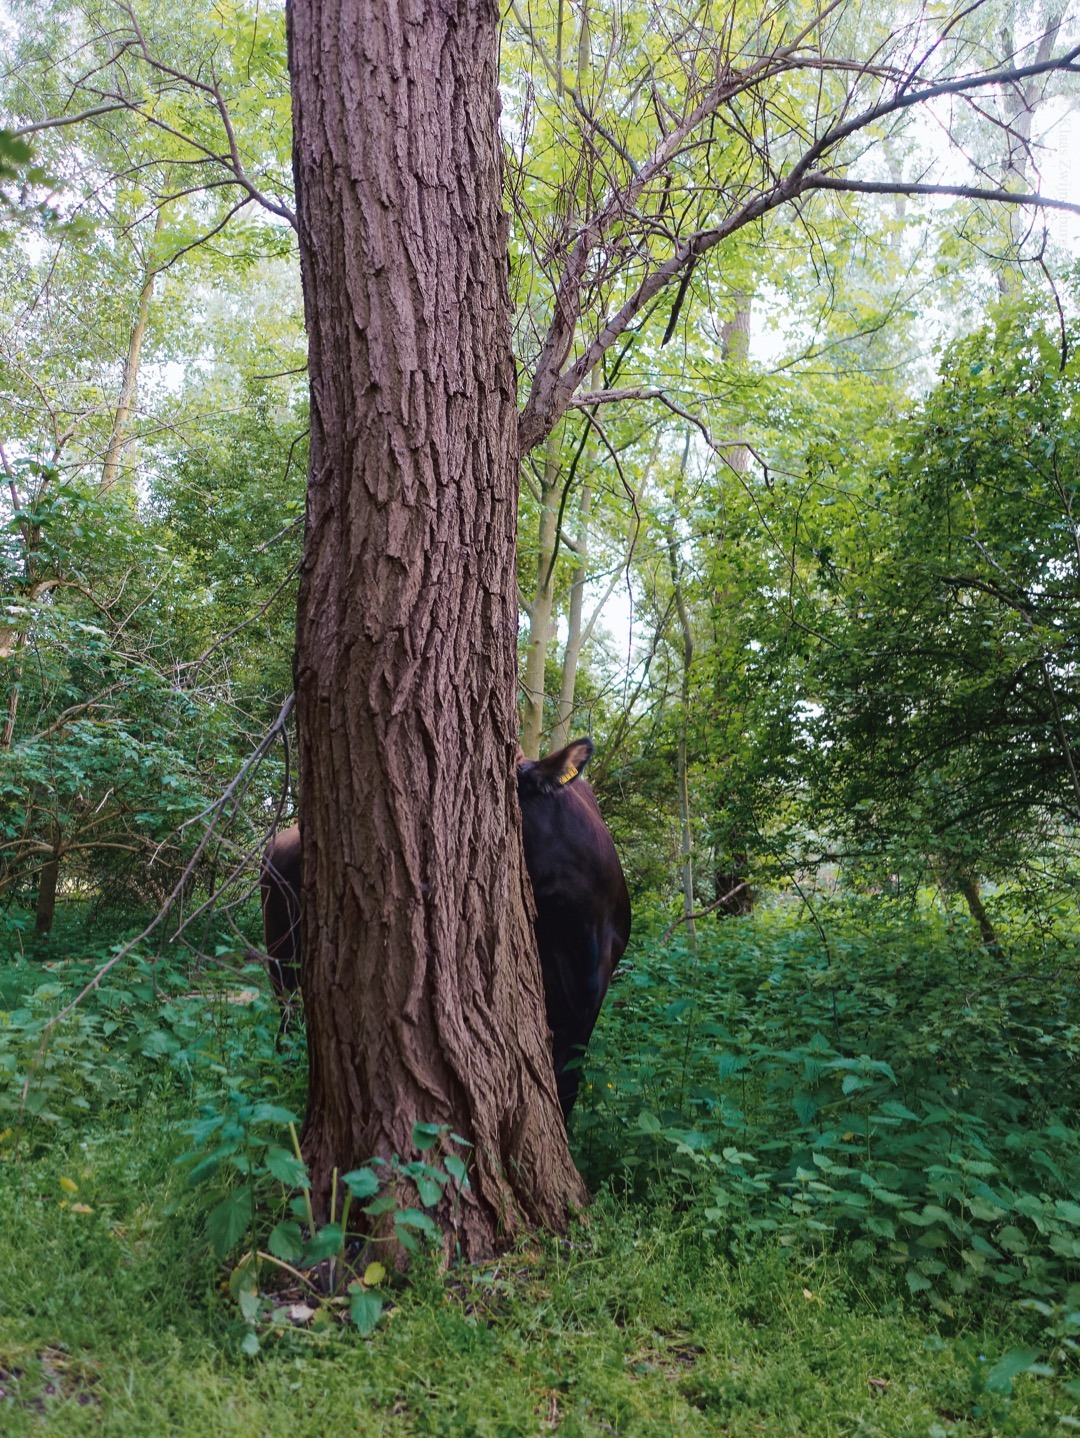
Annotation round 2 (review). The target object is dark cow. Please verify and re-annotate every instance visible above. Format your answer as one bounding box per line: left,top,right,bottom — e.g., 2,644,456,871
259,820,303,1005
259,737,630,1116
516,738,631,1114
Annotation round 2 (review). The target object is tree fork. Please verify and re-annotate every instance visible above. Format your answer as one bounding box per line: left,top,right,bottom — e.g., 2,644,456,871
287,0,587,1259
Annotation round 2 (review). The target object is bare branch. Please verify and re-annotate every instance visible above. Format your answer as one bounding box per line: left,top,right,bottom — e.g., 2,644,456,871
514,10,1080,455
661,883,750,943
12,102,133,136
805,174,1080,214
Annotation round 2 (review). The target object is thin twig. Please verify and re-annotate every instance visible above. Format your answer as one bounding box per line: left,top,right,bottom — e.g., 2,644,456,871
661,883,749,943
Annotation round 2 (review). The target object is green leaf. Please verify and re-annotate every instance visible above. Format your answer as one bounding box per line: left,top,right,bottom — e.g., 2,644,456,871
304,1223,343,1262
396,1226,420,1254
267,1222,304,1262
396,1208,438,1234
443,1154,469,1188
185,1153,224,1187
793,1093,818,1124
996,1225,1029,1254
265,1146,308,1188
246,1103,298,1126
869,1186,908,1206
349,1290,383,1336
342,1167,380,1199
985,1347,1039,1395
207,1188,252,1258
967,1198,1006,1221
412,1122,444,1151
415,1175,444,1208
878,1100,917,1121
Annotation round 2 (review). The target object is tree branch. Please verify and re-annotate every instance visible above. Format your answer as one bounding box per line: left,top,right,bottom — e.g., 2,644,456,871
515,20,1080,455
806,174,1080,214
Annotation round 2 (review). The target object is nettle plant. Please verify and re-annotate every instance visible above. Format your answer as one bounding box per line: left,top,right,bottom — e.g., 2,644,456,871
181,1098,471,1347
0,950,286,1142
574,907,1080,1376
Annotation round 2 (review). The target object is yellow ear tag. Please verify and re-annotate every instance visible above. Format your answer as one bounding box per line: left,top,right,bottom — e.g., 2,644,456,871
558,763,579,785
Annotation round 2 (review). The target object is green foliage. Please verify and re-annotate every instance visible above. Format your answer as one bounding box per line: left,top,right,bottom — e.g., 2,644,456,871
179,1086,473,1346
0,949,293,1142
2,925,1079,1430
0,377,302,930
766,300,1080,892
0,0,307,938
576,905,1080,1355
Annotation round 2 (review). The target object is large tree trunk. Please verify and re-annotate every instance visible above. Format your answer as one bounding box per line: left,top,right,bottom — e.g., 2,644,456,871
288,0,586,1261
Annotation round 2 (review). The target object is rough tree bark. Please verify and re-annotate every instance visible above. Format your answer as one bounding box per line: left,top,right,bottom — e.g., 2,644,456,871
287,0,587,1259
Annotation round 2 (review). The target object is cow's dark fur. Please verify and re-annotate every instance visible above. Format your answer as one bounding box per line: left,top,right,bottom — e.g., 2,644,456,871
259,737,630,1116
259,821,302,1005
515,738,631,1114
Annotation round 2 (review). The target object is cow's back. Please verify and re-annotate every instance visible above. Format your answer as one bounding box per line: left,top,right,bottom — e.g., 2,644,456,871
260,823,302,999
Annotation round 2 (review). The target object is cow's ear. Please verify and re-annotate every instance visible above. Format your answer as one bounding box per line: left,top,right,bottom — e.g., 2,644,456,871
535,736,594,789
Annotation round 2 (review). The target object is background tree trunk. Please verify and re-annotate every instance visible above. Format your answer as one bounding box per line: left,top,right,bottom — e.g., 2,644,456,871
955,875,1001,953
551,477,591,752
666,528,696,951
99,204,166,495
721,293,752,475
995,5,1065,293
34,827,61,938
288,0,586,1260
520,428,562,758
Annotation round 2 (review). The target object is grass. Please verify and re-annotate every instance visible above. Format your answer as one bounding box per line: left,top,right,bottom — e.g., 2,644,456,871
2,1124,1075,1437
1,904,1079,1434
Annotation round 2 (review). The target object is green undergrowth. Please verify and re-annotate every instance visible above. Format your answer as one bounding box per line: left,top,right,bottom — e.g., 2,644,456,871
1,1132,1076,1436
0,904,1078,1433
577,903,1080,1329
